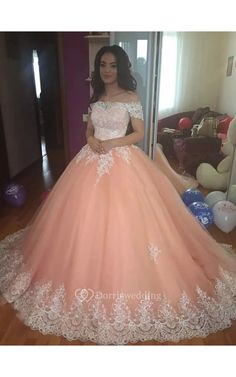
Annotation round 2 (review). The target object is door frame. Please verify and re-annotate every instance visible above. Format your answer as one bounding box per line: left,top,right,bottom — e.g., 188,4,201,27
110,31,163,159
0,105,10,200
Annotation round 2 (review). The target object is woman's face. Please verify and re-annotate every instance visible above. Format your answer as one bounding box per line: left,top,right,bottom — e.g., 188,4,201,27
99,53,118,84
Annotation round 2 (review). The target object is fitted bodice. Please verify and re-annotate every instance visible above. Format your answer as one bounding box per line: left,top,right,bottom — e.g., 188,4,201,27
90,101,144,140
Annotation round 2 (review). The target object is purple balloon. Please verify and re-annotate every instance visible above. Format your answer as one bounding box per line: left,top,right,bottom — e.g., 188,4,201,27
3,182,27,207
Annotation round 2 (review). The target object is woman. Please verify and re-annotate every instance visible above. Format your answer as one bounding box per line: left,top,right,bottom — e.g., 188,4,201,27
0,45,236,345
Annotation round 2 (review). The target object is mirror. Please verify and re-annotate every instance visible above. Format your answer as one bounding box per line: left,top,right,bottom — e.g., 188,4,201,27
157,32,236,186
226,141,236,204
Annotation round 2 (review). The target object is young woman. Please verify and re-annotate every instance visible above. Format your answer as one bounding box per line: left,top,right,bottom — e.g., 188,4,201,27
0,45,236,345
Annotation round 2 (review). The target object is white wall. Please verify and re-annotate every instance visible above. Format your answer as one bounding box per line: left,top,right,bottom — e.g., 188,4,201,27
177,32,227,113
217,32,236,117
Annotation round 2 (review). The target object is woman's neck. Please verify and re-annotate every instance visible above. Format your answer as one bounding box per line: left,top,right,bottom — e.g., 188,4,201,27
103,84,125,99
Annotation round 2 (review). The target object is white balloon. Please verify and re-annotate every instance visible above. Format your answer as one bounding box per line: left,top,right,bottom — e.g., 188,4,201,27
205,191,226,208
227,184,236,205
212,200,236,233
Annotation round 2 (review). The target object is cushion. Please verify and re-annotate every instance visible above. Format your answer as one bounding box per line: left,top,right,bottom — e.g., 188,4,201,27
218,116,233,134
217,133,227,141
191,107,210,124
203,110,222,118
197,117,219,137
217,156,232,173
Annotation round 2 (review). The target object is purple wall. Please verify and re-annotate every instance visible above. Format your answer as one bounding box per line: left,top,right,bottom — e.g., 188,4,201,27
62,32,90,159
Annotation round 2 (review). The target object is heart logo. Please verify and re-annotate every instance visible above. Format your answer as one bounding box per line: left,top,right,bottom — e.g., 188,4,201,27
75,288,95,303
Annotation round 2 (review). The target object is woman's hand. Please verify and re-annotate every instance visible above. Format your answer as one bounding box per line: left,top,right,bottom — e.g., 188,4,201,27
87,136,104,154
100,139,115,153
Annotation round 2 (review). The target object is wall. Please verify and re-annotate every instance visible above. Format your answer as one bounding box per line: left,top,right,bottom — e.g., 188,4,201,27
217,32,236,116
62,32,90,159
0,32,41,178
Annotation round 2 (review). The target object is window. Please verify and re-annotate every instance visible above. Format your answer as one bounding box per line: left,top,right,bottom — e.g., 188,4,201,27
158,32,178,115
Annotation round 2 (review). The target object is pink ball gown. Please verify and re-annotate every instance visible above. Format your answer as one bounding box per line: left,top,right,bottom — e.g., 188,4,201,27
0,100,236,345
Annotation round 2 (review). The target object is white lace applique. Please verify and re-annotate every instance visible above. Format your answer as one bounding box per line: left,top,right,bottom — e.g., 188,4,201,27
96,101,143,119
75,145,97,165
96,151,114,184
75,145,131,184
131,145,139,150
115,146,131,164
148,243,162,263
126,102,144,121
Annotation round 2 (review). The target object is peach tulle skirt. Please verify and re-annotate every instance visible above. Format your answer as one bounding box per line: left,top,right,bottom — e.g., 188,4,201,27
0,143,236,345
154,144,199,193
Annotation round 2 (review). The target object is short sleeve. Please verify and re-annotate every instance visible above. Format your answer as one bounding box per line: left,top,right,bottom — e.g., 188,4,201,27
127,102,144,121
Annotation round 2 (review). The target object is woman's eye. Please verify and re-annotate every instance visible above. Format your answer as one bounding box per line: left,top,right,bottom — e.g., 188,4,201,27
100,64,116,68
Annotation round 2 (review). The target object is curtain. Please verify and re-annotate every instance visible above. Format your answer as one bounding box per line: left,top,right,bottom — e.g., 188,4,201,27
158,32,223,119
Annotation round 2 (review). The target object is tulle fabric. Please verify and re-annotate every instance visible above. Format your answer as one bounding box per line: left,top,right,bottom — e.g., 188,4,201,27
1,143,236,345
153,144,199,193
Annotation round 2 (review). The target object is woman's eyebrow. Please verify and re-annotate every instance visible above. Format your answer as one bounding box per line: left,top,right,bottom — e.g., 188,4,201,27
100,60,117,64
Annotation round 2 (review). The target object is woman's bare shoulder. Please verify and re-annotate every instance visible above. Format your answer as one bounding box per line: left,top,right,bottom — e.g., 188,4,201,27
124,91,140,103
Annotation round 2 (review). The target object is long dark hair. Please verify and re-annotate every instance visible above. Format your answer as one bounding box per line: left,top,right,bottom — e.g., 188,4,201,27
89,45,137,105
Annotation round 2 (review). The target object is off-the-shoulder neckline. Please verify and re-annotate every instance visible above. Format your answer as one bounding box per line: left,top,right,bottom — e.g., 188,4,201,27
96,101,141,105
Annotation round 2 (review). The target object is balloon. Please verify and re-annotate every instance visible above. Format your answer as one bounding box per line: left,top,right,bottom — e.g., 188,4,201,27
205,191,226,208
227,184,236,205
3,182,27,207
178,117,192,130
212,200,236,233
188,201,214,228
182,189,205,207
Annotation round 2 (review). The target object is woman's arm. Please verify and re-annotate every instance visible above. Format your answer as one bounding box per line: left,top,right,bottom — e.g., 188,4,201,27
86,113,104,154
85,113,95,142
112,117,144,147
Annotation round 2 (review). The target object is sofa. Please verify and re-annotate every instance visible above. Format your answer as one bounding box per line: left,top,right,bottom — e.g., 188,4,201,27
172,136,223,176
157,107,233,176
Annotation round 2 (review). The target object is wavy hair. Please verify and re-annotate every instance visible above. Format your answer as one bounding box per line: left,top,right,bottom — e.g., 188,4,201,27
89,45,137,105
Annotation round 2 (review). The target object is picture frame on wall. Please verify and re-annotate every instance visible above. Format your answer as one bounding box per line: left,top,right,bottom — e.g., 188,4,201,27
226,56,234,76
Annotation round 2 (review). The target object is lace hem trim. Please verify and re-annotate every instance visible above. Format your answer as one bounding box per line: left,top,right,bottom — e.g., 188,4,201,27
1,229,236,345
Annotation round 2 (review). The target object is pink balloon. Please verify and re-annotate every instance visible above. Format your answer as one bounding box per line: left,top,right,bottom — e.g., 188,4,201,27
212,200,236,233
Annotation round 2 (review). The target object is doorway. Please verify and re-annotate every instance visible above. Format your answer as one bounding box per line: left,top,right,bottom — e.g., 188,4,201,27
32,49,46,158
0,106,10,207
30,32,65,155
